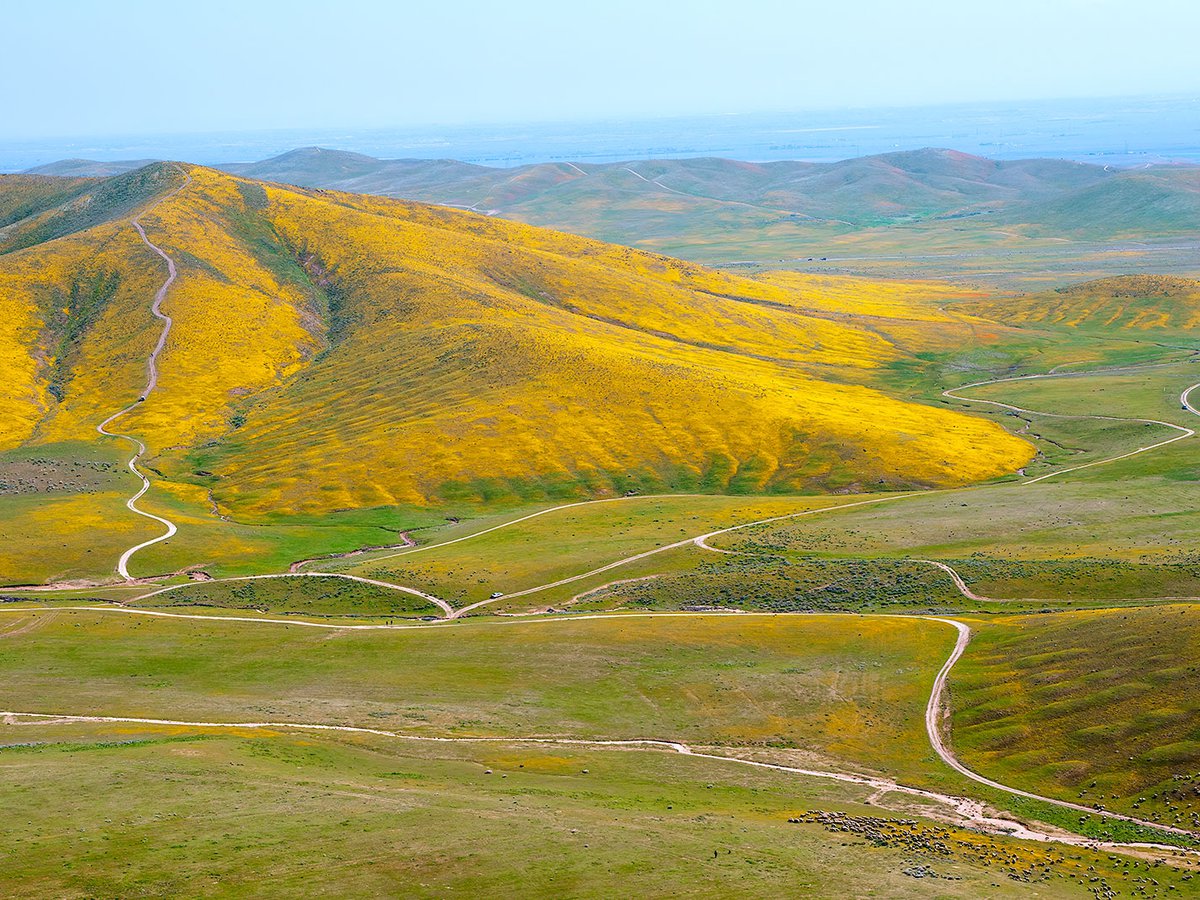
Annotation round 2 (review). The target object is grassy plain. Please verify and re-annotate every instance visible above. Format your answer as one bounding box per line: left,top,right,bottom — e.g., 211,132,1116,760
0,612,955,785
1,720,1154,898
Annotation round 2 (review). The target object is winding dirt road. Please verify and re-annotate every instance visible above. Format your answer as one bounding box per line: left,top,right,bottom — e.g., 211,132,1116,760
923,618,1198,839
10,328,1200,854
96,167,191,580
452,493,921,617
3,602,1197,849
944,371,1198,485
3,643,1193,856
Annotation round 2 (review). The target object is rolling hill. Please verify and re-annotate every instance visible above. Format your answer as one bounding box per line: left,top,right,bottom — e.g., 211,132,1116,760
958,274,1200,331
218,147,1116,225
0,163,1032,521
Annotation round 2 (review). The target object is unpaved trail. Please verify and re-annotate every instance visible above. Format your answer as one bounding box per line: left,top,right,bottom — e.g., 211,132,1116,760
452,493,920,617
915,558,1200,605
2,602,1196,848
362,493,720,566
38,356,1190,603
923,617,1199,840
944,371,1198,485
96,167,191,580
9,344,1200,852
2,701,1192,855
289,533,415,573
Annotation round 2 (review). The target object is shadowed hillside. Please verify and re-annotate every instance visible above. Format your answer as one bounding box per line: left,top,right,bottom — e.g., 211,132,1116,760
0,163,1033,519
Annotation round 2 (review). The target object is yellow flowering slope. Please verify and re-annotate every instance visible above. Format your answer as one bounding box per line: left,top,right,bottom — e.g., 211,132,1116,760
0,166,1033,515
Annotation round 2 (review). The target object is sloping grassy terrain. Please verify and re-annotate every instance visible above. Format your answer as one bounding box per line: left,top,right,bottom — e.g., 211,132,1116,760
1009,167,1200,238
210,147,1200,286
327,494,848,607
951,606,1200,833
0,174,94,228
195,174,1030,514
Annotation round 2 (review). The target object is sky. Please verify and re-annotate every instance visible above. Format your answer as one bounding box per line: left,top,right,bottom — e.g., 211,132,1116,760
6,0,1200,139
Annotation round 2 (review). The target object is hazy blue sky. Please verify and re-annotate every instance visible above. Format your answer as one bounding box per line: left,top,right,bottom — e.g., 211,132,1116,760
7,0,1200,138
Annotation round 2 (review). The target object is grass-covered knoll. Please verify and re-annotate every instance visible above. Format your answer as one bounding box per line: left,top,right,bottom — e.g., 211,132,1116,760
335,494,851,606
0,174,94,230
951,606,1200,833
0,163,180,256
133,575,441,618
0,611,955,784
0,721,1138,899
191,171,1029,514
579,554,964,614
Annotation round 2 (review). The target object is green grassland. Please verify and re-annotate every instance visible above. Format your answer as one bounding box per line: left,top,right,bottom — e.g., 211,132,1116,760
704,359,1200,602
1,720,1155,899
963,363,1200,428
0,612,955,785
2,609,1196,893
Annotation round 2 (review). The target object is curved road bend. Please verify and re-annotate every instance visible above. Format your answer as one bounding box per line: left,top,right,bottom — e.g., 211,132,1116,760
96,166,192,580
925,617,1198,840
3,684,1195,853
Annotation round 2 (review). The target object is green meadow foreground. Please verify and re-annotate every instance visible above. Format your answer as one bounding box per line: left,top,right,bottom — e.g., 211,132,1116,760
2,614,1197,897
2,160,1200,896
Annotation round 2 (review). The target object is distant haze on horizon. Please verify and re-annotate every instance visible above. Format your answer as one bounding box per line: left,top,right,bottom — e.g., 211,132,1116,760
6,0,1200,140
3,95,1199,174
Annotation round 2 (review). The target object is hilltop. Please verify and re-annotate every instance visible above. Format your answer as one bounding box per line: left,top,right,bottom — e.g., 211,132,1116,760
0,163,1031,520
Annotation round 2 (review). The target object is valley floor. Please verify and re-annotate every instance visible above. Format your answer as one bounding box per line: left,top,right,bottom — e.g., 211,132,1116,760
5,167,1200,896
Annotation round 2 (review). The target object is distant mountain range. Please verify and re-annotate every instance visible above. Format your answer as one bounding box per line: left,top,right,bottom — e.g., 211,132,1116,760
22,148,1200,265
